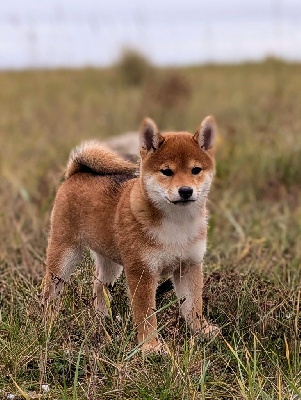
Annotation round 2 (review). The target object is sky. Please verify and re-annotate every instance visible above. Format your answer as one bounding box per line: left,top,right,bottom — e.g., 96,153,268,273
0,0,301,69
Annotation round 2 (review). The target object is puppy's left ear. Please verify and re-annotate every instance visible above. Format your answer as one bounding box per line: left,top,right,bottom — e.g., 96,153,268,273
193,116,217,151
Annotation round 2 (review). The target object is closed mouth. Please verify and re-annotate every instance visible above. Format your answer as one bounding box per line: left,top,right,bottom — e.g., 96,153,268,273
165,197,196,205
171,199,196,205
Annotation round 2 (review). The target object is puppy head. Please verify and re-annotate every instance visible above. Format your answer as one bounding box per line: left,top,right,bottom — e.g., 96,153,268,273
139,116,217,208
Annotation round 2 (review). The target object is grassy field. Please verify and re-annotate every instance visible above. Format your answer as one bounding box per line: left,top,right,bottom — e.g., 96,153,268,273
0,59,300,399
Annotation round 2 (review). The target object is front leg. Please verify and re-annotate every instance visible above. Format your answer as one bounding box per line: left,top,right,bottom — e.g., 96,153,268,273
125,265,161,353
172,262,219,336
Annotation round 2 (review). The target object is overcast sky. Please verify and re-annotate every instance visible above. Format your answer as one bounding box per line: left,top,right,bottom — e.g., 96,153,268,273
1,0,301,69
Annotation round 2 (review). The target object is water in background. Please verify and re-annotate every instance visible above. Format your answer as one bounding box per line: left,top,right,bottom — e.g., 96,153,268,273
1,0,301,69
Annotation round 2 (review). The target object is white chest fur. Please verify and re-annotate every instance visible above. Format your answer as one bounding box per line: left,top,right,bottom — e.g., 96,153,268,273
143,205,208,276
152,207,205,246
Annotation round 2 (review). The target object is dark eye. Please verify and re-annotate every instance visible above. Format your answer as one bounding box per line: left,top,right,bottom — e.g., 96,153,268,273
191,167,202,175
160,168,174,176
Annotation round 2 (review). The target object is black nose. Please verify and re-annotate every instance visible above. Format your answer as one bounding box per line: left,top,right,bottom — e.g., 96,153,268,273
178,186,193,200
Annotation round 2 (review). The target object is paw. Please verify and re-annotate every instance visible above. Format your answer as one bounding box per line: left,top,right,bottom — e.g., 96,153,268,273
141,340,167,356
200,322,221,339
40,286,56,308
42,276,64,305
94,299,110,318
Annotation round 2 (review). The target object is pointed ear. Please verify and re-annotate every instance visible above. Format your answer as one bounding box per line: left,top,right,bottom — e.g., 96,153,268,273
140,117,164,153
193,115,217,150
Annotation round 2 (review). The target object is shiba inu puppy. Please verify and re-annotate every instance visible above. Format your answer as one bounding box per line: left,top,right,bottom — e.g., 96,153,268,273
42,116,218,353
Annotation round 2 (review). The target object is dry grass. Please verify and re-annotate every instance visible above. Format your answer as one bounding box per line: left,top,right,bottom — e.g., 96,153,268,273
0,59,300,399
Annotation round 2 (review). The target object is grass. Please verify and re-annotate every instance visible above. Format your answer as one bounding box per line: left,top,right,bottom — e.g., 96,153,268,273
0,59,300,399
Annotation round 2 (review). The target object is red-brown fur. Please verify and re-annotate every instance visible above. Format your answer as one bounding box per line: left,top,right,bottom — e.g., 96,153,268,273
42,116,219,352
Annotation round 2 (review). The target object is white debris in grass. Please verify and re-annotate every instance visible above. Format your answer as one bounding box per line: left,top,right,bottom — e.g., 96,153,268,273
41,384,50,393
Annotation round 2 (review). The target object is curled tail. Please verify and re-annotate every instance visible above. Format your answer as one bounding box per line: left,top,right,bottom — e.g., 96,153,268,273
65,141,138,179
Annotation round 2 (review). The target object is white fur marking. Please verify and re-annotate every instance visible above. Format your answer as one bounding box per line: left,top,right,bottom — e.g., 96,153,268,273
92,252,123,285
142,172,211,275
60,248,82,280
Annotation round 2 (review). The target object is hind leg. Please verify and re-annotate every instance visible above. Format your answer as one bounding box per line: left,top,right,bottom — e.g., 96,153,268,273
42,240,82,304
92,252,123,317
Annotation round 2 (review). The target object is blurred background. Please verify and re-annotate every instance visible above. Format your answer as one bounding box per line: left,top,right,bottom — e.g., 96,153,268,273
1,0,301,69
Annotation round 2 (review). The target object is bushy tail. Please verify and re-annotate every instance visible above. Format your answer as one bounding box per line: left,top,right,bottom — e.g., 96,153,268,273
65,141,138,179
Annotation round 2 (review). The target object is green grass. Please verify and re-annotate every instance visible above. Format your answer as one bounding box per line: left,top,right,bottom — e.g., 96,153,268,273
0,59,300,399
